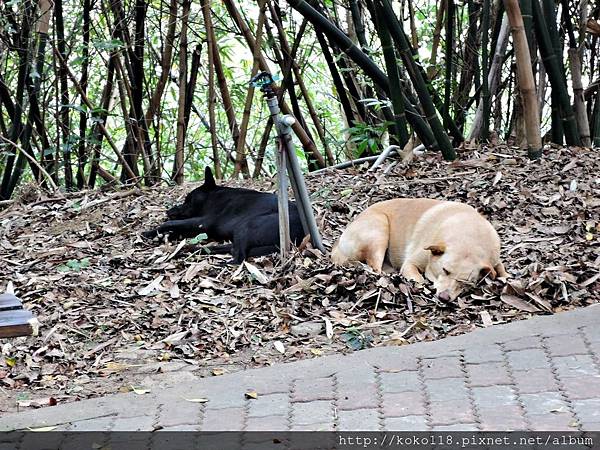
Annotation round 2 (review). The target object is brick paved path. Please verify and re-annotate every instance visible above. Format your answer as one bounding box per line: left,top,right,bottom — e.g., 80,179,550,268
1,305,600,433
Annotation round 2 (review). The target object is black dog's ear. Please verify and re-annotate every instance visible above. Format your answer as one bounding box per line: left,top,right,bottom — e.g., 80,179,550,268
204,166,216,189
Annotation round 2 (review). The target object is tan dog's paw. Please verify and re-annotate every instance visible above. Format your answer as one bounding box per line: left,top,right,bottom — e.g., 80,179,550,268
495,262,509,279
400,263,426,284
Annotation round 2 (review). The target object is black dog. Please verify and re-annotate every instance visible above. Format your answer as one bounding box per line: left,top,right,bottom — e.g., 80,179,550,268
142,167,306,263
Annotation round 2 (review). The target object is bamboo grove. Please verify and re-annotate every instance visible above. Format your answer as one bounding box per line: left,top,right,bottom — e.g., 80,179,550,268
0,0,599,199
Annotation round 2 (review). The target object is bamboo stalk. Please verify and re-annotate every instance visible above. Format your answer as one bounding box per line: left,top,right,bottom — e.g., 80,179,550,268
444,0,455,123
469,13,508,141
286,0,439,152
480,0,491,141
427,0,446,79
202,0,222,178
531,0,581,146
503,0,542,158
225,0,326,168
375,0,457,160
0,0,34,200
371,0,409,146
268,6,334,165
232,0,268,178
53,47,139,183
173,0,190,184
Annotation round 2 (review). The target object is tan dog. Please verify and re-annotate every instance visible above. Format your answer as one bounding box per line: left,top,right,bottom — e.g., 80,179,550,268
331,198,507,300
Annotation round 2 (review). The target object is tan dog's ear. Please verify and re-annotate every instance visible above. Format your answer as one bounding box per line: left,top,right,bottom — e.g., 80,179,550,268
480,265,497,280
425,243,446,256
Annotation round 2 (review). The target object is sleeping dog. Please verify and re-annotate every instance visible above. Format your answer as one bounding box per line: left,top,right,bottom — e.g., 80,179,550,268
143,167,306,263
331,198,507,301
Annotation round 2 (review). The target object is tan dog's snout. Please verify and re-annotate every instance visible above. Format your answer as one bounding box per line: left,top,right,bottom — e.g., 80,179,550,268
426,244,501,301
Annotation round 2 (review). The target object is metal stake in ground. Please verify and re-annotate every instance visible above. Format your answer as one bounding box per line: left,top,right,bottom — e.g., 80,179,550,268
250,72,325,258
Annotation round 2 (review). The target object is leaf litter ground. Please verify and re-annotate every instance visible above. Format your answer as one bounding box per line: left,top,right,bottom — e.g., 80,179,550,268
0,145,598,413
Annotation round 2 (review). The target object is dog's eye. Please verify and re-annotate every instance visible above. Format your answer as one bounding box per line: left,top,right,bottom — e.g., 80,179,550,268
443,268,451,276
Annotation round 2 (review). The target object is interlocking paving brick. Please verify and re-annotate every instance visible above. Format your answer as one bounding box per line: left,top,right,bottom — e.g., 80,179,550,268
291,400,333,425
290,422,335,431
156,424,201,431
503,336,542,351
520,392,568,415
478,406,527,431
68,417,114,431
506,348,548,370
337,408,380,431
384,415,428,431
244,415,289,431
336,366,376,386
572,398,600,423
545,335,589,357
582,325,600,343
2,306,600,435
463,344,504,364
422,356,463,379
158,400,202,427
201,407,245,431
561,376,600,400
194,392,246,410
426,378,469,402
580,422,600,431
553,355,599,378
589,341,600,361
526,412,577,431
245,377,291,395
429,399,475,425
371,356,419,372
292,377,334,402
512,368,558,394
247,393,289,418
381,391,424,417
466,362,511,387
101,394,161,419
111,415,156,431
433,423,479,431
472,386,517,408
337,385,379,410
379,371,420,393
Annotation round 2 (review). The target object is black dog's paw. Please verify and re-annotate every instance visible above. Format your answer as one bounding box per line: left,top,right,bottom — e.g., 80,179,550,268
141,230,158,239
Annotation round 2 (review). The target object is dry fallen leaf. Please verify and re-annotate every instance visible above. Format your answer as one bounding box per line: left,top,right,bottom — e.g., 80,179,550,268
500,293,540,313
183,397,209,403
480,311,493,327
1,144,598,414
244,261,269,284
324,317,334,339
28,426,58,432
131,386,151,395
273,341,285,354
245,390,258,399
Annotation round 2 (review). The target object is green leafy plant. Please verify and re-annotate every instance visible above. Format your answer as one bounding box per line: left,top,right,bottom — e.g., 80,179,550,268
58,258,91,272
188,233,208,245
341,328,373,351
345,121,391,158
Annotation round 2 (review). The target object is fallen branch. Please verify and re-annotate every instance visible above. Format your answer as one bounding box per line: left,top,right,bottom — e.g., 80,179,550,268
0,135,63,196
